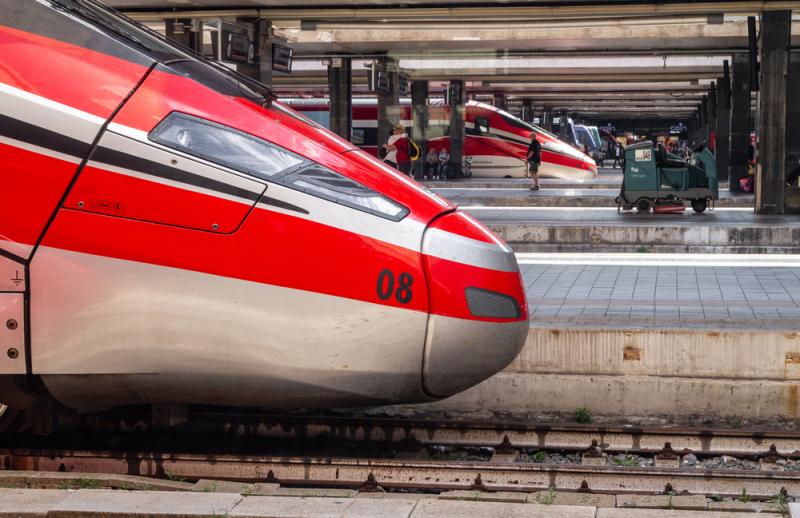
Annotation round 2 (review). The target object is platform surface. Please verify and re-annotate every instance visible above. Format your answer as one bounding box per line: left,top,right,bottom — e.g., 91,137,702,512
434,188,753,207
518,254,800,330
468,207,790,227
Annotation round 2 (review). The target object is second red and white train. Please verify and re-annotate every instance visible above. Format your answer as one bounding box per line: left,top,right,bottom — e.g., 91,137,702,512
286,99,598,180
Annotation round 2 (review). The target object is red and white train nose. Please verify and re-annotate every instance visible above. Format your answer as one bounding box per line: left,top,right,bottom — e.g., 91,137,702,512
420,211,529,398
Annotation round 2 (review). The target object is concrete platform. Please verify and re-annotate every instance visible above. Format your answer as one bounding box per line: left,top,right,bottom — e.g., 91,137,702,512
0,488,782,517
467,207,800,253
434,188,753,208
398,253,800,422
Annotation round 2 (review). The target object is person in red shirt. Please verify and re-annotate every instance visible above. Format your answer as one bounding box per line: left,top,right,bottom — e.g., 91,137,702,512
383,124,412,176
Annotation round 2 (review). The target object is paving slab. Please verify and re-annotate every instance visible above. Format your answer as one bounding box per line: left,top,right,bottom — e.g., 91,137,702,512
439,490,527,503
192,479,252,493
355,492,437,500
616,494,707,510
409,500,596,518
230,496,352,517
0,488,71,518
50,489,242,517
790,502,800,518
599,509,779,517
342,498,418,518
528,492,615,507
271,488,358,498
708,500,778,512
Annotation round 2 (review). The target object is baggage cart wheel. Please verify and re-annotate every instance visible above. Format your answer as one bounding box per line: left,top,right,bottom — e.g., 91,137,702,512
636,198,652,213
691,198,707,213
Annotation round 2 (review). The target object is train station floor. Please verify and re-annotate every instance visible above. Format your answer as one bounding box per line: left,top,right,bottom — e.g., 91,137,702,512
517,255,800,330
468,207,780,226
0,487,786,517
435,188,753,207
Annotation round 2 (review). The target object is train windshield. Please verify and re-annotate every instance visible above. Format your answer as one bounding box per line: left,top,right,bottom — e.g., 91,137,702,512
495,108,560,140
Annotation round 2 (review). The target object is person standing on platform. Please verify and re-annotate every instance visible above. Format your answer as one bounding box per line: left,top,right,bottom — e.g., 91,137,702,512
437,148,450,179
612,142,623,169
382,123,411,176
527,134,542,191
425,147,438,179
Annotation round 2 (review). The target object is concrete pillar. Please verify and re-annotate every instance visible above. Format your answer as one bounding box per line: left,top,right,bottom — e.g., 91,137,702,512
493,93,507,111
784,53,800,213
235,19,272,86
541,110,553,131
328,57,352,141
448,80,466,177
411,80,429,179
756,10,791,214
377,58,400,156
521,99,533,123
716,62,731,182
165,19,201,51
558,111,570,142
699,98,708,144
706,83,717,148
730,52,752,192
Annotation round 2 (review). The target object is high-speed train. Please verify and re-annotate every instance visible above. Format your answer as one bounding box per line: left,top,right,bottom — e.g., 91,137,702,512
287,99,598,180
0,0,528,432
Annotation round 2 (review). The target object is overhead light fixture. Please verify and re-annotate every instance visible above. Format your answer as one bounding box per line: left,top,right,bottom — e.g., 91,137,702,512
707,13,724,25
300,20,317,31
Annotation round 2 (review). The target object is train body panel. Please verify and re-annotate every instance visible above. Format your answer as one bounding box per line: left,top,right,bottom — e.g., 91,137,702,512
0,0,528,414
287,99,597,180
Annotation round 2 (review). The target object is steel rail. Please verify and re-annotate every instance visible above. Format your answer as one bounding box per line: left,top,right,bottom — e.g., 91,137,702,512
3,448,799,499
168,413,800,457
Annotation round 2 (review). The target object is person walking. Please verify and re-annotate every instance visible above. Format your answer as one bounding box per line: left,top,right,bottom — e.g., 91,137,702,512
612,142,624,169
527,134,541,191
382,123,411,175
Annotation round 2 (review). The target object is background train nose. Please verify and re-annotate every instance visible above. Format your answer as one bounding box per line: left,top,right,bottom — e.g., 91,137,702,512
420,211,529,398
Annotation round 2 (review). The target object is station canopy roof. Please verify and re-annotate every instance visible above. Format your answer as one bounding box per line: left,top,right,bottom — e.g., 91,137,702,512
114,0,800,119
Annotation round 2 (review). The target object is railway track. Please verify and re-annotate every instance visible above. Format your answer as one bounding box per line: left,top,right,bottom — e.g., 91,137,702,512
199,413,800,457
5,414,800,500
3,447,799,499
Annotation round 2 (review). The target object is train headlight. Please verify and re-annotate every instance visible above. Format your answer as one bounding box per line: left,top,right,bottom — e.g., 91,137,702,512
278,165,408,221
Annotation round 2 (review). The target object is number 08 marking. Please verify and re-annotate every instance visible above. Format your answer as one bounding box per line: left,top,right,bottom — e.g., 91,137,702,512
376,269,414,304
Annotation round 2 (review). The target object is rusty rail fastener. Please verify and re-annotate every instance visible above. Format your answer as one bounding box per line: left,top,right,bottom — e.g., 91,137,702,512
655,442,678,460
583,440,604,457
495,435,517,454
759,445,783,463
470,473,487,491
265,470,278,483
578,480,591,493
359,472,383,493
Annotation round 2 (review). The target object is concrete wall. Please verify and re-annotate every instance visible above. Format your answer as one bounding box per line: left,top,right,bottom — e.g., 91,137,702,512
405,326,800,421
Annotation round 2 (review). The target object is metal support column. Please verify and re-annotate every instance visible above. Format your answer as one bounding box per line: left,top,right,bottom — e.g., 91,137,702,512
328,58,352,141
730,53,752,192
165,19,201,52
784,52,800,212
716,61,731,182
411,80,429,179
377,58,400,156
756,10,791,214
448,80,465,178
